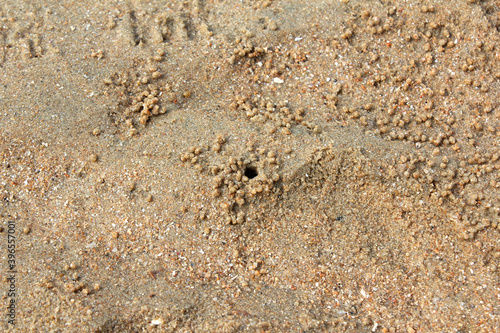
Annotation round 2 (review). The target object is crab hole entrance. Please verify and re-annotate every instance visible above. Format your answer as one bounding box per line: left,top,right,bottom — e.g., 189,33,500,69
244,166,258,179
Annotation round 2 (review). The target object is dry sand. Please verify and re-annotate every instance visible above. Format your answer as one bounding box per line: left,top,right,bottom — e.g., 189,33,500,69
1,0,500,332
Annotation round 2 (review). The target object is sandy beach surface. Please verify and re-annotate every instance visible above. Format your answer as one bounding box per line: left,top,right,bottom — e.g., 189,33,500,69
1,0,500,331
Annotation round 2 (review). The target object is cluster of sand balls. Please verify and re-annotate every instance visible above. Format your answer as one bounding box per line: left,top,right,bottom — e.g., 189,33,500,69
103,50,188,135
230,96,316,135
211,152,280,225
383,147,500,238
180,135,281,225
305,4,500,238
228,36,268,64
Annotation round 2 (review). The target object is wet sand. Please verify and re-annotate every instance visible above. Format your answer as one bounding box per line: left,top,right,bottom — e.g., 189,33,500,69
1,0,500,332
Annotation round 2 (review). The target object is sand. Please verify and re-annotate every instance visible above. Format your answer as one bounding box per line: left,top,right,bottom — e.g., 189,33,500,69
1,0,500,332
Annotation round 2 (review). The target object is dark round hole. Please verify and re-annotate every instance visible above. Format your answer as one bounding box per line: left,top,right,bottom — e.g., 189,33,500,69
244,166,258,179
